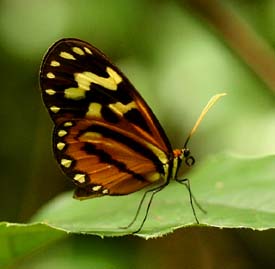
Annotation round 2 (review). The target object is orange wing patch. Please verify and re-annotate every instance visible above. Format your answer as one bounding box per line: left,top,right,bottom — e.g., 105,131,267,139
54,119,165,197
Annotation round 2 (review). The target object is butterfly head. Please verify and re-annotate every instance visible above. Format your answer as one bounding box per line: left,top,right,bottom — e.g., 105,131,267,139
172,148,195,180
182,148,195,167
180,135,195,168
173,148,195,168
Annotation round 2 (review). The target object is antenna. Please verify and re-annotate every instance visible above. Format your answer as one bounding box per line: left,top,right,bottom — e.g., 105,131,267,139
183,93,227,149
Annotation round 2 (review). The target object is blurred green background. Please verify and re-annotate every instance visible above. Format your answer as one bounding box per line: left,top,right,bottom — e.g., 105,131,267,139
1,0,275,268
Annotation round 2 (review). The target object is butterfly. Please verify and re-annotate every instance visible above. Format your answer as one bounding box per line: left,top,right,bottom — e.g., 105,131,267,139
39,38,225,233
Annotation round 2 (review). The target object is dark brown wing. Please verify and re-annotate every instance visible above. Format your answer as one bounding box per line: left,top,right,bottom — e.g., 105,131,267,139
39,38,173,198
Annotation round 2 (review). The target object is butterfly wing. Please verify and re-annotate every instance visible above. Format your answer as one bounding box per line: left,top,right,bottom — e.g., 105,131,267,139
40,38,173,198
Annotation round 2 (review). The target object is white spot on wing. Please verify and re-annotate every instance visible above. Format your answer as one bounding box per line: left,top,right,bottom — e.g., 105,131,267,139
74,174,86,183
50,106,60,113
72,47,84,55
61,159,72,168
50,60,60,67
58,130,67,137
47,72,55,79
102,189,109,194
57,142,66,150
45,89,56,95
92,185,102,191
84,47,92,54
60,51,76,60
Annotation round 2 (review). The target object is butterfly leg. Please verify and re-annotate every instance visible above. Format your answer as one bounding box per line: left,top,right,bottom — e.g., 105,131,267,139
121,183,168,234
175,178,207,224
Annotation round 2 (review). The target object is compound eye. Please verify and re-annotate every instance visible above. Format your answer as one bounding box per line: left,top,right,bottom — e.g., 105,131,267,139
185,156,195,167
183,148,190,158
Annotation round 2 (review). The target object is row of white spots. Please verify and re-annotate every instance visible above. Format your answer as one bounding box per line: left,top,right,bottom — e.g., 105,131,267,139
75,174,107,192
56,122,72,160
70,172,109,194
59,45,93,61
56,122,72,151
54,121,88,186
44,44,93,101
46,67,124,114
55,121,107,194
57,122,72,173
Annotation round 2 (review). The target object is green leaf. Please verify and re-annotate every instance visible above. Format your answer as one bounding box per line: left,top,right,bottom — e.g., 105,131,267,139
2,153,275,267
0,222,65,267
0,222,138,268
30,153,275,238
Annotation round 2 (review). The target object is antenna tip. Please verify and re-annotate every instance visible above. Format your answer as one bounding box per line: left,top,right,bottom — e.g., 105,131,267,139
217,92,227,97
